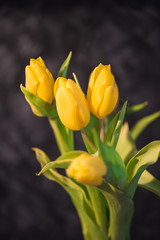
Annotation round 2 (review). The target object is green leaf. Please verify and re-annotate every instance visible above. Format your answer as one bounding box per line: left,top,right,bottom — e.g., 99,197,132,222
86,186,109,235
32,148,64,183
92,130,127,190
102,144,127,190
138,170,160,197
37,150,85,175
104,112,120,144
116,122,136,165
58,51,72,78
57,150,85,161
32,147,51,166
37,159,72,175
125,141,160,198
99,181,134,240
126,101,148,114
111,100,128,149
131,111,160,141
20,84,57,119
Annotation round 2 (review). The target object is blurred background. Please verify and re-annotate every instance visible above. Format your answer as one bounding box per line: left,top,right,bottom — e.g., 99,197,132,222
0,0,160,239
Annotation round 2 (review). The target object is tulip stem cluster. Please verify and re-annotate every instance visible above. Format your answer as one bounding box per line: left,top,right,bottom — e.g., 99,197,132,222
21,53,160,240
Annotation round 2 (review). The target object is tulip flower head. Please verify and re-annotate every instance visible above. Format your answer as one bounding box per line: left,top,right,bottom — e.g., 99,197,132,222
25,57,54,116
87,64,119,118
54,77,90,130
66,153,107,186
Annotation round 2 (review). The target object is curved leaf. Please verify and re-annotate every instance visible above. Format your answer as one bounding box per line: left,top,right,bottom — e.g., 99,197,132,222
57,150,85,161
92,130,127,190
58,51,72,78
104,112,120,144
116,122,136,165
138,170,160,197
86,186,109,234
36,150,85,175
20,84,57,119
126,101,148,114
127,141,160,182
111,100,128,149
131,111,160,141
125,141,160,198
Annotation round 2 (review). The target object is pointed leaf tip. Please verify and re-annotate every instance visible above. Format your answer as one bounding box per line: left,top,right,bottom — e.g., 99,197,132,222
58,51,72,78
131,111,160,141
111,100,128,149
69,51,72,56
20,84,25,92
72,72,83,91
126,101,148,114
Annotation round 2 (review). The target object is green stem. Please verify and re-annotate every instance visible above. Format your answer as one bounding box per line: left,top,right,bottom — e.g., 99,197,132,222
81,128,96,153
100,118,105,142
49,118,70,154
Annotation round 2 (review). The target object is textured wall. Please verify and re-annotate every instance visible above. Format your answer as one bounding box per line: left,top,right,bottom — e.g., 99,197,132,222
0,1,160,239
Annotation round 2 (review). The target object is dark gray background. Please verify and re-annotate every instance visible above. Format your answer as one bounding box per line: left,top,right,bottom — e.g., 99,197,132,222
0,0,160,239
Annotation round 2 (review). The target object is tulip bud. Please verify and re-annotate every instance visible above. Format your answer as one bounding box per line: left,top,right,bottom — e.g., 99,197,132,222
54,77,90,130
66,153,107,186
25,57,54,116
87,64,119,118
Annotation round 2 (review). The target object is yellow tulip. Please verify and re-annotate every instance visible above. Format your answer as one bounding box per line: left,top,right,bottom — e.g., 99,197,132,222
25,57,54,116
54,77,90,130
66,153,107,186
87,64,119,118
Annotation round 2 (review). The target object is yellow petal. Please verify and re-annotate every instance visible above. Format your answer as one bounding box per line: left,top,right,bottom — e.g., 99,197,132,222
56,87,83,130
30,61,54,102
37,81,54,104
36,57,46,68
25,66,39,95
30,59,49,83
98,83,119,117
105,64,115,86
46,68,54,84
89,67,108,115
87,63,104,104
66,79,90,127
54,77,67,98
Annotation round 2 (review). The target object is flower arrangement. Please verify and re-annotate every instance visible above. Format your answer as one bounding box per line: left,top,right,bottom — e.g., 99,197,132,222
20,52,160,240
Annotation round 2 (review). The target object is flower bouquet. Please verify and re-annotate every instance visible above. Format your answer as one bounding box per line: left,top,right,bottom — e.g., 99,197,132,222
20,52,160,240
